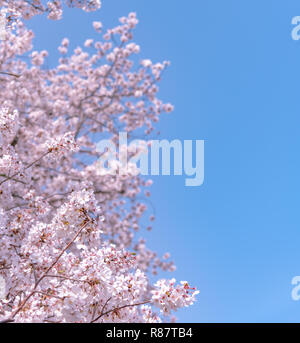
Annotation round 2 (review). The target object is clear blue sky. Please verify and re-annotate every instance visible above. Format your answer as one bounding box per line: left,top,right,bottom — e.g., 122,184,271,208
26,0,300,322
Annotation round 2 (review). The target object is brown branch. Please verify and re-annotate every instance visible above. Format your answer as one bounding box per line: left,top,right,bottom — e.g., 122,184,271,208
91,300,151,323
0,318,14,323
0,174,26,185
0,71,20,78
91,296,111,322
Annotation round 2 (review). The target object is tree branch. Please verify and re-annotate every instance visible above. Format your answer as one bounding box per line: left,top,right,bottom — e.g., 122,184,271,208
91,300,151,323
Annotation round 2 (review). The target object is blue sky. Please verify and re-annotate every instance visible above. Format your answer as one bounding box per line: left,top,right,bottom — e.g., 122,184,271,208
26,0,300,322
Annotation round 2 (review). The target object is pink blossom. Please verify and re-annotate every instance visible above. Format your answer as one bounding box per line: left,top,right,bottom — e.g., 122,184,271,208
46,132,79,157
93,21,102,32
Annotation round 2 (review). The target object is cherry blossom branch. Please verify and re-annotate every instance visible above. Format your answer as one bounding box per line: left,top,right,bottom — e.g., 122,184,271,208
0,219,91,322
0,318,14,323
44,274,87,284
0,174,26,185
0,151,50,186
33,291,66,301
91,296,111,322
91,300,151,323
24,0,45,12
0,71,20,78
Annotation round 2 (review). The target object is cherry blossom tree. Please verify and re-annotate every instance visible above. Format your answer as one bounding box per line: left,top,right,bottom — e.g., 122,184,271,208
0,2,199,323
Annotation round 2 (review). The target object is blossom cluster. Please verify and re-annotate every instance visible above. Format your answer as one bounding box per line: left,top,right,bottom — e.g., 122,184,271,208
152,279,199,315
0,106,19,142
46,132,79,157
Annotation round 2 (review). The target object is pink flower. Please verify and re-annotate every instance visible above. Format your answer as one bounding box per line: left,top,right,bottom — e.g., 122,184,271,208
93,21,103,32
46,132,79,157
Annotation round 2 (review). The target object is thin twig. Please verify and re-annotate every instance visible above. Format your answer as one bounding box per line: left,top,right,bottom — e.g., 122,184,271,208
0,71,20,78
91,300,150,323
0,151,49,186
